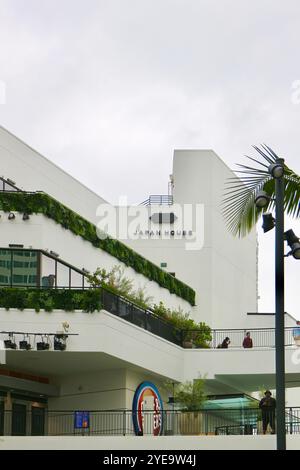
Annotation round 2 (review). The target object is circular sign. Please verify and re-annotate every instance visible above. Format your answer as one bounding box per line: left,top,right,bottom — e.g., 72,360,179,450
132,381,164,436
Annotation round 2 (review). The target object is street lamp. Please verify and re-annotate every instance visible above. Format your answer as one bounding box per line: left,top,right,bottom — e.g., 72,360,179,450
272,158,286,451
262,213,276,233
268,162,285,179
255,158,300,450
254,191,271,208
285,230,300,260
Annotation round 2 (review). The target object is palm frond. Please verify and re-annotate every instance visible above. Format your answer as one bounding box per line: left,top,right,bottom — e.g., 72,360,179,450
222,146,300,237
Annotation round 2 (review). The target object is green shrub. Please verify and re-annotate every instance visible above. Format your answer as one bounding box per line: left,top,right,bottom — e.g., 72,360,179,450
174,378,206,411
152,303,211,348
0,288,102,313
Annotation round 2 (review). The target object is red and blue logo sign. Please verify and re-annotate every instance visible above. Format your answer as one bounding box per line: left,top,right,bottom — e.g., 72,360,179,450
132,381,164,436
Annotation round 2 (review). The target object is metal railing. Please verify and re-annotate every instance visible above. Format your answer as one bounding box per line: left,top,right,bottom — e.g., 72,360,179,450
182,327,299,349
0,251,298,350
1,408,300,436
100,289,183,346
1,283,298,349
140,195,173,206
0,284,183,348
0,176,22,192
208,328,295,349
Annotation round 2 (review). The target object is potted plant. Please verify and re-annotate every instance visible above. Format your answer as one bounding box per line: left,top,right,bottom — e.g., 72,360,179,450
174,378,206,435
182,325,212,349
182,331,194,348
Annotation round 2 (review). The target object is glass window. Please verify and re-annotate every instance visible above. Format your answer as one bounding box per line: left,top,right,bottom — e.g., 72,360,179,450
0,250,39,287
0,249,11,286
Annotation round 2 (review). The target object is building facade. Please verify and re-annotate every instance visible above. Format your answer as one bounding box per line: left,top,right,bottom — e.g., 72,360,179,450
0,126,298,438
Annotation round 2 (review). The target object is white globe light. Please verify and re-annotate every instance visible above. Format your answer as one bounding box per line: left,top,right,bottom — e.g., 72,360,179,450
269,163,284,179
255,191,270,208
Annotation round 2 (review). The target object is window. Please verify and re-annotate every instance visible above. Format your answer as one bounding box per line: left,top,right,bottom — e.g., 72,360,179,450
0,249,39,287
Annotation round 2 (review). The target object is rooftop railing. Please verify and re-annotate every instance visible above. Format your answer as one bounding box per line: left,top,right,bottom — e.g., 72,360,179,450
140,195,173,206
0,176,22,192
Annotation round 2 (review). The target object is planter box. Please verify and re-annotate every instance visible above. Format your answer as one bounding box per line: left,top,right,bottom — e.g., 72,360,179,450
294,337,300,347
179,412,203,435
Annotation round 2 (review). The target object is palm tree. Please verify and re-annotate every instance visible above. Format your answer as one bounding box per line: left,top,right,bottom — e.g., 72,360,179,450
222,145,300,237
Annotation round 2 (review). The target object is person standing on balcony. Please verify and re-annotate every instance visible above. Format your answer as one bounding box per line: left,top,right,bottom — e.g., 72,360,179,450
292,320,300,345
218,337,230,348
259,390,276,435
242,332,253,348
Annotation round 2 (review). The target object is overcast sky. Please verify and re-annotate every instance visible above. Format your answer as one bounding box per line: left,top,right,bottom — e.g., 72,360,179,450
0,0,300,318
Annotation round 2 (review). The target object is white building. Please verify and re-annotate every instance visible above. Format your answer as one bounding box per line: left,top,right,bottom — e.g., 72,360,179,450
119,149,259,328
0,126,298,441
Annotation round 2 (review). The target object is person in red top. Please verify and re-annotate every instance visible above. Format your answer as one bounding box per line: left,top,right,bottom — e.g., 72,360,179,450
242,332,253,348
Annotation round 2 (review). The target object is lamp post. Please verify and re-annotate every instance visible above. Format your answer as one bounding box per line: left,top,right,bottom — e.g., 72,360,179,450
225,147,300,449
274,158,286,451
255,158,286,449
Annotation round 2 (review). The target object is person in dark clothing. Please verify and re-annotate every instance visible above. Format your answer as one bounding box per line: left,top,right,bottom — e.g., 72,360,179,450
259,390,276,434
243,332,253,349
220,337,230,349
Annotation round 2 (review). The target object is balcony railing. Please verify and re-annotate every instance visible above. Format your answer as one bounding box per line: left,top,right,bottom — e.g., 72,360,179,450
182,327,300,349
100,288,183,346
140,195,173,206
0,176,22,192
0,249,298,350
1,408,299,436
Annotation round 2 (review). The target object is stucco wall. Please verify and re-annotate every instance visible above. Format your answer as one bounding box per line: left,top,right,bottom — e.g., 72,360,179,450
1,435,299,450
0,211,192,312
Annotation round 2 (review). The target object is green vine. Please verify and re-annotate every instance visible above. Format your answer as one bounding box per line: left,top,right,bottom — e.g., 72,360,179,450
0,192,196,305
152,302,211,348
0,288,102,313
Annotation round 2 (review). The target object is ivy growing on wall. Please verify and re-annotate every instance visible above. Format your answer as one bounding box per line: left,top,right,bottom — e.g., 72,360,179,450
0,191,196,305
0,288,102,312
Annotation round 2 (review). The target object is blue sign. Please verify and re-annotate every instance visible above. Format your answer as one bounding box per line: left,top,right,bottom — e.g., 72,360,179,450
74,411,90,429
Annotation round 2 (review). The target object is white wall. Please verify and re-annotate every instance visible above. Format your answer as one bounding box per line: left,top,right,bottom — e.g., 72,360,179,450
0,211,192,312
123,150,258,328
1,435,300,450
49,365,170,412
49,370,127,411
0,126,107,221
0,128,259,329
0,308,185,383
2,308,300,397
